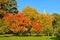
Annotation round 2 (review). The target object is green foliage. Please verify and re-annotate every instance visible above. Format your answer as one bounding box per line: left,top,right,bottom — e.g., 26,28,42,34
0,0,18,15
55,27,60,37
52,13,60,36
52,13,60,28
0,18,10,34
7,0,18,14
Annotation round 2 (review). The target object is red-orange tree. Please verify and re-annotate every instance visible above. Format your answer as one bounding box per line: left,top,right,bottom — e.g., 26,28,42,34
3,13,31,35
30,22,42,35
3,13,13,25
3,12,42,35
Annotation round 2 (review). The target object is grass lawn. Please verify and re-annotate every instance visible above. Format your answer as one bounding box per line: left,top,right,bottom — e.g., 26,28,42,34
0,35,56,40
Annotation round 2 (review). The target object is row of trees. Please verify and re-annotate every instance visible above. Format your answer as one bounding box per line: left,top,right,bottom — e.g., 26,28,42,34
0,6,60,36
0,0,60,36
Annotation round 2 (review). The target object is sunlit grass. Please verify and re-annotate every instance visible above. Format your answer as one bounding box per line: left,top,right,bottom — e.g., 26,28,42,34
0,35,55,40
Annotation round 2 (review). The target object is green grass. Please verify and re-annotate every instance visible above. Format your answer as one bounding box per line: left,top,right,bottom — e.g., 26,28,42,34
0,36,56,40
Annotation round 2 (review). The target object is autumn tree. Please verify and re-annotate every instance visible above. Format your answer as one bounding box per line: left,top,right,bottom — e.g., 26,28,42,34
3,12,32,35
31,22,42,36
39,13,54,36
22,6,42,35
3,13,13,25
22,6,40,22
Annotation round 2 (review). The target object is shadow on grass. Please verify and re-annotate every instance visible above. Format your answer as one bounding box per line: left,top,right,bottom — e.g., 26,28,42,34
0,34,42,38
51,36,60,40
0,35,12,37
0,36,11,37
0,34,13,37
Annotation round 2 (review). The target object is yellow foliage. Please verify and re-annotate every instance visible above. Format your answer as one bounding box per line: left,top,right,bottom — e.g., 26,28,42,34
0,0,9,3
0,10,6,15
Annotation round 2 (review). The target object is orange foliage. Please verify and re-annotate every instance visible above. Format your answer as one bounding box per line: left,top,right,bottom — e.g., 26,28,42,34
32,22,42,32
3,12,42,33
10,24,24,32
3,13,13,24
3,12,31,32
13,13,24,20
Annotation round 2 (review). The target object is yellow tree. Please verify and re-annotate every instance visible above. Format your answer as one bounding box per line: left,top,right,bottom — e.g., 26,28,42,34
39,13,54,36
22,6,40,22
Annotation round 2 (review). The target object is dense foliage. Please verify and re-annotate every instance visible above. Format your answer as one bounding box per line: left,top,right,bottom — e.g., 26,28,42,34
0,0,60,36
0,0,18,16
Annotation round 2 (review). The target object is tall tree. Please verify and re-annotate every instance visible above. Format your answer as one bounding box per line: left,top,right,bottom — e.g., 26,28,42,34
7,0,18,14
52,13,60,36
0,0,18,15
22,6,42,35
39,13,54,36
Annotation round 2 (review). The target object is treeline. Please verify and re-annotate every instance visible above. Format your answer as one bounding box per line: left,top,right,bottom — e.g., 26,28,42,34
0,0,60,36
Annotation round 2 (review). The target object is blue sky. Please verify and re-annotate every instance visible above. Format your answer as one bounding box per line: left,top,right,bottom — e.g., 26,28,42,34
16,0,60,14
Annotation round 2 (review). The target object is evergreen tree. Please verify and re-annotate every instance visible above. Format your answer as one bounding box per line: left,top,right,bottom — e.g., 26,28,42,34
0,0,18,15
7,0,18,14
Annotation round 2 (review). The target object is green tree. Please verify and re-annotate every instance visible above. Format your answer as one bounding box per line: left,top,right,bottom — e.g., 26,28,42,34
7,0,18,14
0,0,18,15
52,13,60,36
